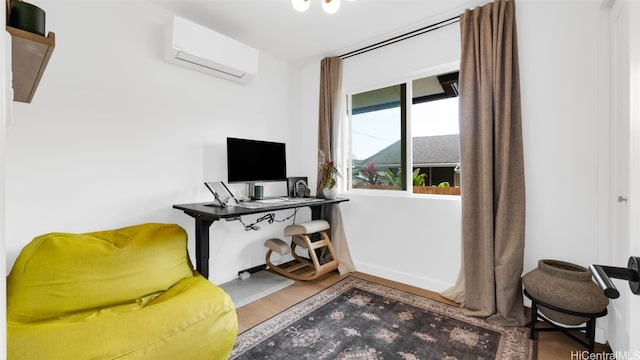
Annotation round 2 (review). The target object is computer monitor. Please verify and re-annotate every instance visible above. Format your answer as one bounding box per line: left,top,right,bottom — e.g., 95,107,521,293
226,137,287,183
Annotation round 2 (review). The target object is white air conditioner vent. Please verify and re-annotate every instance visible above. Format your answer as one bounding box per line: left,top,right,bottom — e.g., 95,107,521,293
165,16,259,83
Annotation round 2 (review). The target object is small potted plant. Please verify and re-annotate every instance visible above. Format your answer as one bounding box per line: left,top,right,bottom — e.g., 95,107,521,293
320,160,339,199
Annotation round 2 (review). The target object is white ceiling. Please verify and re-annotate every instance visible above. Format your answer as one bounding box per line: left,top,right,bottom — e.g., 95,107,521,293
151,0,487,62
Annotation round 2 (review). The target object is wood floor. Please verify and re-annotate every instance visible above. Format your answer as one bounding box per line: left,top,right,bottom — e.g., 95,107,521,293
235,271,612,360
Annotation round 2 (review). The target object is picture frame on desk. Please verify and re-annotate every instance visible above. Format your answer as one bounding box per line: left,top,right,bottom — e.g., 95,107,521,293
287,177,310,198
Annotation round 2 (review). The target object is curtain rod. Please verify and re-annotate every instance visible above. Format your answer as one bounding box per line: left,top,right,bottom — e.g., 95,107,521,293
338,15,460,60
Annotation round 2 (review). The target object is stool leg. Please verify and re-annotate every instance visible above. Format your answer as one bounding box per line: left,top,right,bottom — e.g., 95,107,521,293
530,301,538,340
586,318,596,354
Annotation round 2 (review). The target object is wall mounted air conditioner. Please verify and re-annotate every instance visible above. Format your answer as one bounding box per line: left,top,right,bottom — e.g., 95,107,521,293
165,16,259,83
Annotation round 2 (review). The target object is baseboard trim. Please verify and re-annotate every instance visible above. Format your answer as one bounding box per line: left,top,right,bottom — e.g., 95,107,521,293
354,261,453,293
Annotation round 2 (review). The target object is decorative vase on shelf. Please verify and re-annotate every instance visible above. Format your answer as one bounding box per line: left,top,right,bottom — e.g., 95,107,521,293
323,187,338,200
319,160,340,200
522,259,609,325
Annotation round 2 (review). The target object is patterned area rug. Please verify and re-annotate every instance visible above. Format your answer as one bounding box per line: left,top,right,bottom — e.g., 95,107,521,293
230,276,534,360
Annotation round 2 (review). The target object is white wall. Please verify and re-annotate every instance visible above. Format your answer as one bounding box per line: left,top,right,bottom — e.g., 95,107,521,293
4,0,313,285
338,23,463,292
518,0,610,273
302,0,612,297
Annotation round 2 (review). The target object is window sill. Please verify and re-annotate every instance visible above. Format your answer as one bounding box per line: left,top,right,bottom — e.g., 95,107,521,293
413,186,460,196
347,188,461,200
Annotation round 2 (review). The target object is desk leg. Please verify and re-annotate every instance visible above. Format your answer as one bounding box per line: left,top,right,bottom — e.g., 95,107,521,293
195,218,213,279
311,204,326,220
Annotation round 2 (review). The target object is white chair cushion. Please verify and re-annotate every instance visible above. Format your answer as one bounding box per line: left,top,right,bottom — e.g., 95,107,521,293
264,238,290,255
284,220,330,236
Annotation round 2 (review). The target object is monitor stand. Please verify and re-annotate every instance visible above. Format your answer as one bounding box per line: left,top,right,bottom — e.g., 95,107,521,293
245,182,256,200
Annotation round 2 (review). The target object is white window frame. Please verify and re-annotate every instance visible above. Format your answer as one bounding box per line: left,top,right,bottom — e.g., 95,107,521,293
343,62,460,197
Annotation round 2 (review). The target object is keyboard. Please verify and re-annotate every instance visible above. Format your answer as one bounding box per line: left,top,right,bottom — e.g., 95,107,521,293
255,198,287,204
233,197,324,209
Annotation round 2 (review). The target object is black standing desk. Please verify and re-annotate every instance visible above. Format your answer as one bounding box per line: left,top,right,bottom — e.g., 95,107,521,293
173,198,348,279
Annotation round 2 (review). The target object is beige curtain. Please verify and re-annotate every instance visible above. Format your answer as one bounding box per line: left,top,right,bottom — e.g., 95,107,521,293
443,0,527,326
316,56,355,275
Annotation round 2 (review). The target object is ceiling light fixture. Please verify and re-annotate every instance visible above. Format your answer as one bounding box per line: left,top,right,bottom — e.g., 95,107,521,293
292,0,344,14
291,0,311,12
322,0,340,14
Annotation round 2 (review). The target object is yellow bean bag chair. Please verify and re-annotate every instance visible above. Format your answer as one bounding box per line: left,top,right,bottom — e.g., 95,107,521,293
7,223,237,360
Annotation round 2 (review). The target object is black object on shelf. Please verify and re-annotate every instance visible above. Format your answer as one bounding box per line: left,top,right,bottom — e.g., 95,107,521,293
9,0,46,36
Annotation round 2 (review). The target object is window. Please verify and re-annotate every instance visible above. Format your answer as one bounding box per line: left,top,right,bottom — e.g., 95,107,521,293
349,72,460,195
351,84,406,190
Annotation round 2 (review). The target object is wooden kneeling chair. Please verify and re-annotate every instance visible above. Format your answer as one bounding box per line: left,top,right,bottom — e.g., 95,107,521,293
265,220,338,281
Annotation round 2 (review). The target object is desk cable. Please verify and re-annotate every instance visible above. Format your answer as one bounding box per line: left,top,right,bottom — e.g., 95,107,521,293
238,209,298,231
